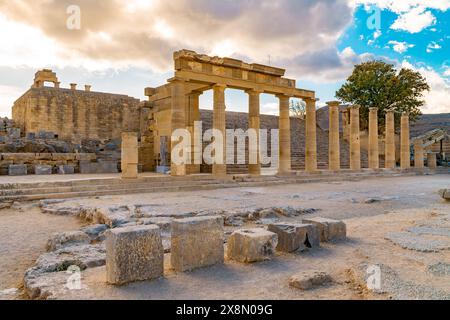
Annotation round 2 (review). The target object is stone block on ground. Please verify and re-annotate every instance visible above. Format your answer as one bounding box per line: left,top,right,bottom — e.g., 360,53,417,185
289,271,332,290
35,165,52,175
268,223,319,252
57,165,75,174
438,189,450,200
8,164,27,176
171,216,224,272
46,231,91,252
302,217,347,242
227,228,278,263
80,160,118,174
105,225,163,285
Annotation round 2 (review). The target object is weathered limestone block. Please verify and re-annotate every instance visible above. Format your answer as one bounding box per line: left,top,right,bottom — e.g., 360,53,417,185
268,223,319,252
7,128,21,139
302,217,347,242
438,189,450,200
46,231,91,252
51,153,76,161
171,216,224,272
289,271,332,290
227,228,278,263
80,160,118,174
8,164,27,176
2,153,35,163
36,153,52,160
37,131,56,139
105,225,164,285
57,165,75,174
75,153,96,161
35,165,52,175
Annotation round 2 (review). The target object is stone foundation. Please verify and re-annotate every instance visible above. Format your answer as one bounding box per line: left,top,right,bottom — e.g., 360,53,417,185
302,217,347,242
227,228,278,263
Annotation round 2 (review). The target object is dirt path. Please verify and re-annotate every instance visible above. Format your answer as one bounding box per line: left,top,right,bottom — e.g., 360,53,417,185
0,206,82,291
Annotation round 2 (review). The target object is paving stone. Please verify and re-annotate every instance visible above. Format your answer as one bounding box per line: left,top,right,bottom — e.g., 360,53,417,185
289,271,332,290
302,217,347,242
268,223,320,252
227,228,278,263
46,231,91,252
105,225,163,285
171,216,224,272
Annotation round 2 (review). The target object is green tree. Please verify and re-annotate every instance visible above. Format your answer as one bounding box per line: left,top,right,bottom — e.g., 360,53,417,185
336,61,429,132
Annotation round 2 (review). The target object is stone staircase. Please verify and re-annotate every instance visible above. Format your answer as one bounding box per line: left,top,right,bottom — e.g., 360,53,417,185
0,168,442,202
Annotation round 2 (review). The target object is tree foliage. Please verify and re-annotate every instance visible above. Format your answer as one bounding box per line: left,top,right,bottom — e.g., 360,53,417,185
336,61,429,131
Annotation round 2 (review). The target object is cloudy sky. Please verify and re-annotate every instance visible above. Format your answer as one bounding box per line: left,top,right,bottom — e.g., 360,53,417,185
0,0,449,116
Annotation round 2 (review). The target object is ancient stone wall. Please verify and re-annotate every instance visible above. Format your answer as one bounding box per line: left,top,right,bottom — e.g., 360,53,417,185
12,87,144,143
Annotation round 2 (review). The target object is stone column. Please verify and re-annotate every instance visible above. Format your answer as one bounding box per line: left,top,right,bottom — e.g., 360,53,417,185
121,132,139,179
187,92,201,174
342,110,350,142
427,153,437,169
170,78,187,176
305,98,317,173
385,110,396,169
213,84,227,176
400,112,410,169
278,94,291,174
349,105,361,170
327,101,340,171
414,142,424,169
368,107,379,169
247,89,262,175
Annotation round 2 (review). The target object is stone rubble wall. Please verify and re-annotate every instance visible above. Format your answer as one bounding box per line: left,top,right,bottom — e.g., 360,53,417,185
0,153,97,175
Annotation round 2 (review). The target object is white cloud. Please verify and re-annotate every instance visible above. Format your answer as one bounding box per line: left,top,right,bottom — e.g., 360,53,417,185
402,61,450,114
388,41,415,54
426,41,442,53
443,67,450,77
391,7,436,33
353,1,449,33
0,85,23,117
373,30,382,39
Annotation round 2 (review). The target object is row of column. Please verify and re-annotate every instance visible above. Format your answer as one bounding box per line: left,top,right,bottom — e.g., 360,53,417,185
170,78,426,176
328,102,425,170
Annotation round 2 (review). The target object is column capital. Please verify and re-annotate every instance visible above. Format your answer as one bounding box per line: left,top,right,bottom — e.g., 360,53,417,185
188,90,203,97
350,104,360,110
245,88,264,95
212,83,227,90
276,93,291,100
369,107,378,113
402,111,409,117
385,109,394,114
326,101,341,107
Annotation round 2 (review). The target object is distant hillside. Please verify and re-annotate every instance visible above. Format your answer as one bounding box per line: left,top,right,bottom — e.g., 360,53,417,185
316,105,450,138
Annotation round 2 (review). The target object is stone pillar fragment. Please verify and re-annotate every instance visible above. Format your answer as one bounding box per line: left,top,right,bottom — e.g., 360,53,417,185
278,94,291,174
227,228,278,263
414,142,424,169
327,101,340,171
305,98,317,173
400,112,410,169
342,110,350,142
121,132,139,179
427,153,437,169
170,78,187,176
368,107,379,169
247,89,262,175
187,92,201,174
106,225,164,285
213,84,227,176
349,105,361,170
385,110,396,169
